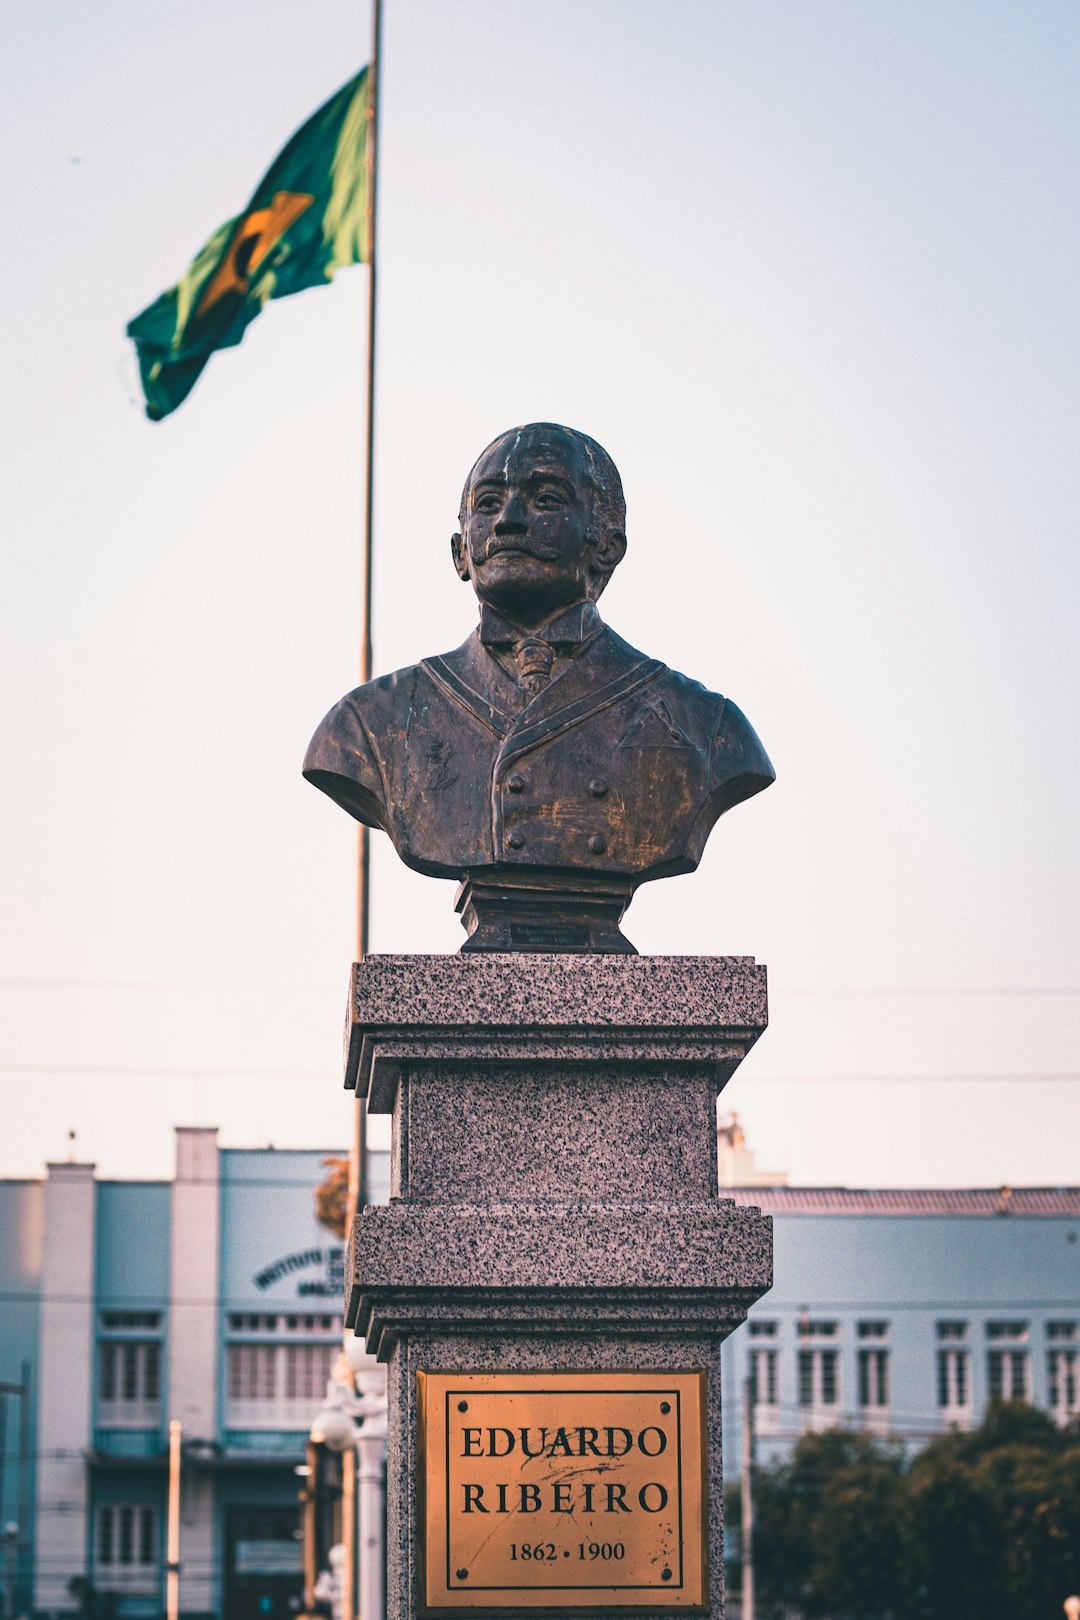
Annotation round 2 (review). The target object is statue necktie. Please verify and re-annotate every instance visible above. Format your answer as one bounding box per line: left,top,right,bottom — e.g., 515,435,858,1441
514,637,554,697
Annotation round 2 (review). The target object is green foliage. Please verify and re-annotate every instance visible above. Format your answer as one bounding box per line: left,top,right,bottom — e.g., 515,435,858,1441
728,1403,1080,1620
314,1154,349,1239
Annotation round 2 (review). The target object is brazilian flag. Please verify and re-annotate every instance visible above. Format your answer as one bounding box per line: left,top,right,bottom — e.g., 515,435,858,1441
127,69,370,420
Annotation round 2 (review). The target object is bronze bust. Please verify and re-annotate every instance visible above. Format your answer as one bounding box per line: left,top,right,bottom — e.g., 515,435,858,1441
304,423,774,952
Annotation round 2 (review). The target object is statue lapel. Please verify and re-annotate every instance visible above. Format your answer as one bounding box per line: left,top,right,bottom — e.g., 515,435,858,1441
497,629,666,772
422,636,516,739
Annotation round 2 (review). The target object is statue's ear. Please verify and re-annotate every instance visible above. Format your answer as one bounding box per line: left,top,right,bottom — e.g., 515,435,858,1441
450,531,471,582
591,527,627,580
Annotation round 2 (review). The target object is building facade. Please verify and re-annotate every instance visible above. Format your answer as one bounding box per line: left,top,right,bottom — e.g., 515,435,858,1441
1,1126,1077,1620
1,1131,390,1620
720,1185,1080,1476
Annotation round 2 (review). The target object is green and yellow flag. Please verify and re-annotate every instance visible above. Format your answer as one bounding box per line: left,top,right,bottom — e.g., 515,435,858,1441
127,69,370,420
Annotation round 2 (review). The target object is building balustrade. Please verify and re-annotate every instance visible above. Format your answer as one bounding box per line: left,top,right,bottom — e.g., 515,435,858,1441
92,1427,165,1458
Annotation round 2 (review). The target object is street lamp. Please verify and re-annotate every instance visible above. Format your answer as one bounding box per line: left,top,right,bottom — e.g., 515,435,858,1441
309,1407,357,1453
3,1523,17,1620
307,1340,387,1620
165,1421,181,1620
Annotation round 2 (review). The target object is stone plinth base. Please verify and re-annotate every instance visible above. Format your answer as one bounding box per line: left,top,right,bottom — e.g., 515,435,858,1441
343,955,772,1620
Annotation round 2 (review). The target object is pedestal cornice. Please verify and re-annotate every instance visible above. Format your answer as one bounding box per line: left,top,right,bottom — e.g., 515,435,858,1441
344,953,768,1106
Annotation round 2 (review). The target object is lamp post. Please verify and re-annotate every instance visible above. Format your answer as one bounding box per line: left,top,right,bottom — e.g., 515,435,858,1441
0,1373,29,1620
165,1421,182,1620
3,1522,17,1620
296,1444,319,1616
309,1340,387,1620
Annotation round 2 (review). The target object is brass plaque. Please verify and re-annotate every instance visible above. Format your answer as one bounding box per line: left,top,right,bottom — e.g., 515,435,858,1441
417,1370,708,1613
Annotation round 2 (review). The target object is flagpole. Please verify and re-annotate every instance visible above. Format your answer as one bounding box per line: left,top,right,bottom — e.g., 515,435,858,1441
351,0,382,1233
344,12,382,1620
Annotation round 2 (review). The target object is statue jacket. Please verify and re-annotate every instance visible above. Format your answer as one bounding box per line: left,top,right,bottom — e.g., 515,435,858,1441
303,608,774,885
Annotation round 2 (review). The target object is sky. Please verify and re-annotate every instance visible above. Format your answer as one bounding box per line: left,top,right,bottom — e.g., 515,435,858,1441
1,0,1078,1188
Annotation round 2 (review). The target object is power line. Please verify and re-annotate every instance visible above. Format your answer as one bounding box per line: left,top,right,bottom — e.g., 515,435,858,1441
0,979,335,993
0,1288,1077,1309
0,1177,362,1191
2,977,1078,995
781,986,1080,998
746,1072,1080,1083
0,1063,338,1079
1,1061,1079,1082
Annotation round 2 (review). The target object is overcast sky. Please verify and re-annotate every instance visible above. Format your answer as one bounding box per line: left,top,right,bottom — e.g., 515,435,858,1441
2,0,1078,1187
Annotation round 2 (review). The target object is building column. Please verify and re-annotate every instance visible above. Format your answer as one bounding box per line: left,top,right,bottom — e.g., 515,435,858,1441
33,1163,97,1614
168,1128,220,1618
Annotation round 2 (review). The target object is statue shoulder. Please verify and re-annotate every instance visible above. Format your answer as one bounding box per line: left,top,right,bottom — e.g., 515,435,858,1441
599,635,773,794
302,660,427,829
711,694,776,807
635,654,774,806
302,640,481,828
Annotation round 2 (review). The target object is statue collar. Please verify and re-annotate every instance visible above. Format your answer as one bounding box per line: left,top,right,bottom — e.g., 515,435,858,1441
478,599,602,649
422,623,667,759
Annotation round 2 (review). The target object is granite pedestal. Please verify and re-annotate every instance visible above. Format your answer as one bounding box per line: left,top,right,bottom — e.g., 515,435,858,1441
343,955,772,1620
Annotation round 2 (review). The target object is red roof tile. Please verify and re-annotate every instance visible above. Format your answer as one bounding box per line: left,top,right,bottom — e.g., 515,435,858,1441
724,1187,1080,1216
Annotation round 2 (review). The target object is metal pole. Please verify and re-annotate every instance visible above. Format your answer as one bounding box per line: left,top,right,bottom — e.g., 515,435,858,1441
340,1448,356,1620
302,1441,318,1614
356,0,383,965
0,1394,7,1616
349,0,382,1252
741,1376,755,1620
166,1420,181,1620
345,10,382,1611
3,1524,14,1620
17,1367,28,1616
355,1384,387,1620
354,0,383,980
0,1378,29,1618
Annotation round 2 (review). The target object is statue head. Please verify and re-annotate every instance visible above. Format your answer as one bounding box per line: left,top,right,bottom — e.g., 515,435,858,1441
451,423,628,622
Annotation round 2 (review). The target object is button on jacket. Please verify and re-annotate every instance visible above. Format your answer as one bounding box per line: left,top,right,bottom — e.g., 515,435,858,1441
303,607,775,884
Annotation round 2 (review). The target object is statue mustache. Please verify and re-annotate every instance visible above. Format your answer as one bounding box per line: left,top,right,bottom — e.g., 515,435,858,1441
481,538,561,561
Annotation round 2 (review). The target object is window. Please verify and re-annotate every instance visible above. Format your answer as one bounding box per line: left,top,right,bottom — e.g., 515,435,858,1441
100,1312,161,1332
227,1313,337,1335
227,1340,337,1412
747,1323,780,1434
95,1505,158,1569
798,1348,839,1408
937,1348,970,1411
798,1319,838,1339
798,1319,840,1424
858,1349,890,1409
227,1314,281,1333
750,1348,778,1408
987,1321,1028,1341
284,1344,335,1401
986,1321,1030,1402
857,1321,889,1340
97,1312,163,1426
225,1317,341,1425
935,1321,971,1423
989,1349,1030,1401
1048,1349,1079,1419
1046,1322,1078,1420
98,1342,160,1404
228,1344,278,1401
97,1508,112,1566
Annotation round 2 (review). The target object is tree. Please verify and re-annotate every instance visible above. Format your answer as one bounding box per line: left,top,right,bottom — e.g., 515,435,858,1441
906,1404,1080,1620
734,1403,1080,1620
747,1429,907,1620
314,1155,349,1239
